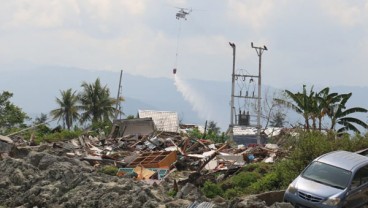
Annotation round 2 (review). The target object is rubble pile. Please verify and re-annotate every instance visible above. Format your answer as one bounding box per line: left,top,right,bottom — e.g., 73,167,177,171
0,122,291,208
1,146,153,207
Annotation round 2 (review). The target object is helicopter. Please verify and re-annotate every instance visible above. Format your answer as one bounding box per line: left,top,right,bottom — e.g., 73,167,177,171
176,8,192,20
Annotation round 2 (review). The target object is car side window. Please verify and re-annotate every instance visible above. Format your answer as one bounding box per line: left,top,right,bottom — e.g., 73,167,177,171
351,165,368,189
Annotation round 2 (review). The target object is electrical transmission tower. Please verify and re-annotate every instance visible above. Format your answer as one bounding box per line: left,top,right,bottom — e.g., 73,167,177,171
228,42,267,144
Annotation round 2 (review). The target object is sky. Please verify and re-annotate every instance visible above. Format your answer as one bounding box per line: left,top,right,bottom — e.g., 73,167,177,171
1,0,368,88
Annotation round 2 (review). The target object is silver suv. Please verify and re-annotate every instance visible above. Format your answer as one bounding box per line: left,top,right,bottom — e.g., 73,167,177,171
284,150,368,208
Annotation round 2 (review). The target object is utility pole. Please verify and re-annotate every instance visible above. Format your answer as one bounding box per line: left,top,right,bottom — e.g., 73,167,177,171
251,42,267,144
229,42,236,140
115,70,123,120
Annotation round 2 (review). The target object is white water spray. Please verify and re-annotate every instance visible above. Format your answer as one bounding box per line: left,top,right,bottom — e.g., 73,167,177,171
174,75,214,120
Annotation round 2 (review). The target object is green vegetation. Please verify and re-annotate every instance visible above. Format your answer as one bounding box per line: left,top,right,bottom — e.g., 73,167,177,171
1,78,124,144
79,78,123,125
98,165,118,176
275,85,368,134
202,181,224,198
0,91,29,134
201,163,273,199
201,131,368,199
2,83,368,201
50,88,80,130
34,130,83,144
187,120,228,143
167,190,177,197
51,78,123,130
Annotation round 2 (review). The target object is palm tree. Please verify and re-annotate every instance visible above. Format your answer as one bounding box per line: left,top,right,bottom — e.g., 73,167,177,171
34,113,48,125
50,89,80,130
78,78,122,125
270,111,286,127
328,93,368,134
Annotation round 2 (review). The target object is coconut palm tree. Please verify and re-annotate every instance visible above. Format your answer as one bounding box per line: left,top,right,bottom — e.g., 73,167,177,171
78,78,122,125
34,113,48,125
50,89,79,130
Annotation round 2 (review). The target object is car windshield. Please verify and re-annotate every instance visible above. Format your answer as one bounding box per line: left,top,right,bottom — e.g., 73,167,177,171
302,161,352,189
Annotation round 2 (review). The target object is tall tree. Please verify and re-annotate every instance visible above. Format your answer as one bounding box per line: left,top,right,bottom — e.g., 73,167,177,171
270,110,286,127
260,88,287,128
34,113,48,125
275,85,315,130
207,120,220,135
328,93,368,134
78,78,122,125
276,85,368,134
50,89,79,130
314,87,339,131
0,91,29,131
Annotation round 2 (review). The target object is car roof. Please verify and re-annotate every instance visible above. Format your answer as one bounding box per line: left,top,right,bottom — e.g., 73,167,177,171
315,150,368,171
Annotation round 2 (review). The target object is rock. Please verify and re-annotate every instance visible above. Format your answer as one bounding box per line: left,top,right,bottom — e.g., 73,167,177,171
165,199,192,208
270,202,294,208
255,190,285,206
137,190,149,203
150,188,167,202
142,200,159,208
0,145,286,208
37,153,58,170
9,168,26,185
234,196,268,208
0,141,13,153
9,146,31,158
0,135,13,144
212,195,226,203
176,183,195,199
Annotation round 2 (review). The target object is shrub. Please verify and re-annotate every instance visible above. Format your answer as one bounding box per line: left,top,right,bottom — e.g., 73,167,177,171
242,163,272,174
223,188,242,199
246,172,280,194
167,190,177,197
201,181,223,198
273,159,301,188
187,128,203,139
349,134,368,151
36,130,83,144
215,131,368,197
229,172,261,188
99,165,118,176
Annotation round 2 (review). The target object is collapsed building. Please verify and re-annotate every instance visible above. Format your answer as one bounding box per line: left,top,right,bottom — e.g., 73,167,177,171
0,109,291,207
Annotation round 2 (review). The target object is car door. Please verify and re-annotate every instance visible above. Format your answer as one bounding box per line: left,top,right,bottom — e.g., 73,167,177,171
344,165,368,208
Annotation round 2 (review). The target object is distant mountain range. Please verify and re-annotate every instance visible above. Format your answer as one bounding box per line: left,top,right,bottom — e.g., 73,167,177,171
1,62,367,131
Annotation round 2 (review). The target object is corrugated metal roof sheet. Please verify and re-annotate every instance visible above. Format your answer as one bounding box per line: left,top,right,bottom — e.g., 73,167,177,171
233,126,257,135
232,126,281,137
138,110,179,133
187,201,215,208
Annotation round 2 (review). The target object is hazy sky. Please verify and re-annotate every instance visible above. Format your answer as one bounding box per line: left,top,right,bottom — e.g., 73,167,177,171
1,0,368,88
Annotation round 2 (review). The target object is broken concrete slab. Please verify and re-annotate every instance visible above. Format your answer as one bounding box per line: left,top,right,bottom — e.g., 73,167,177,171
0,135,13,144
